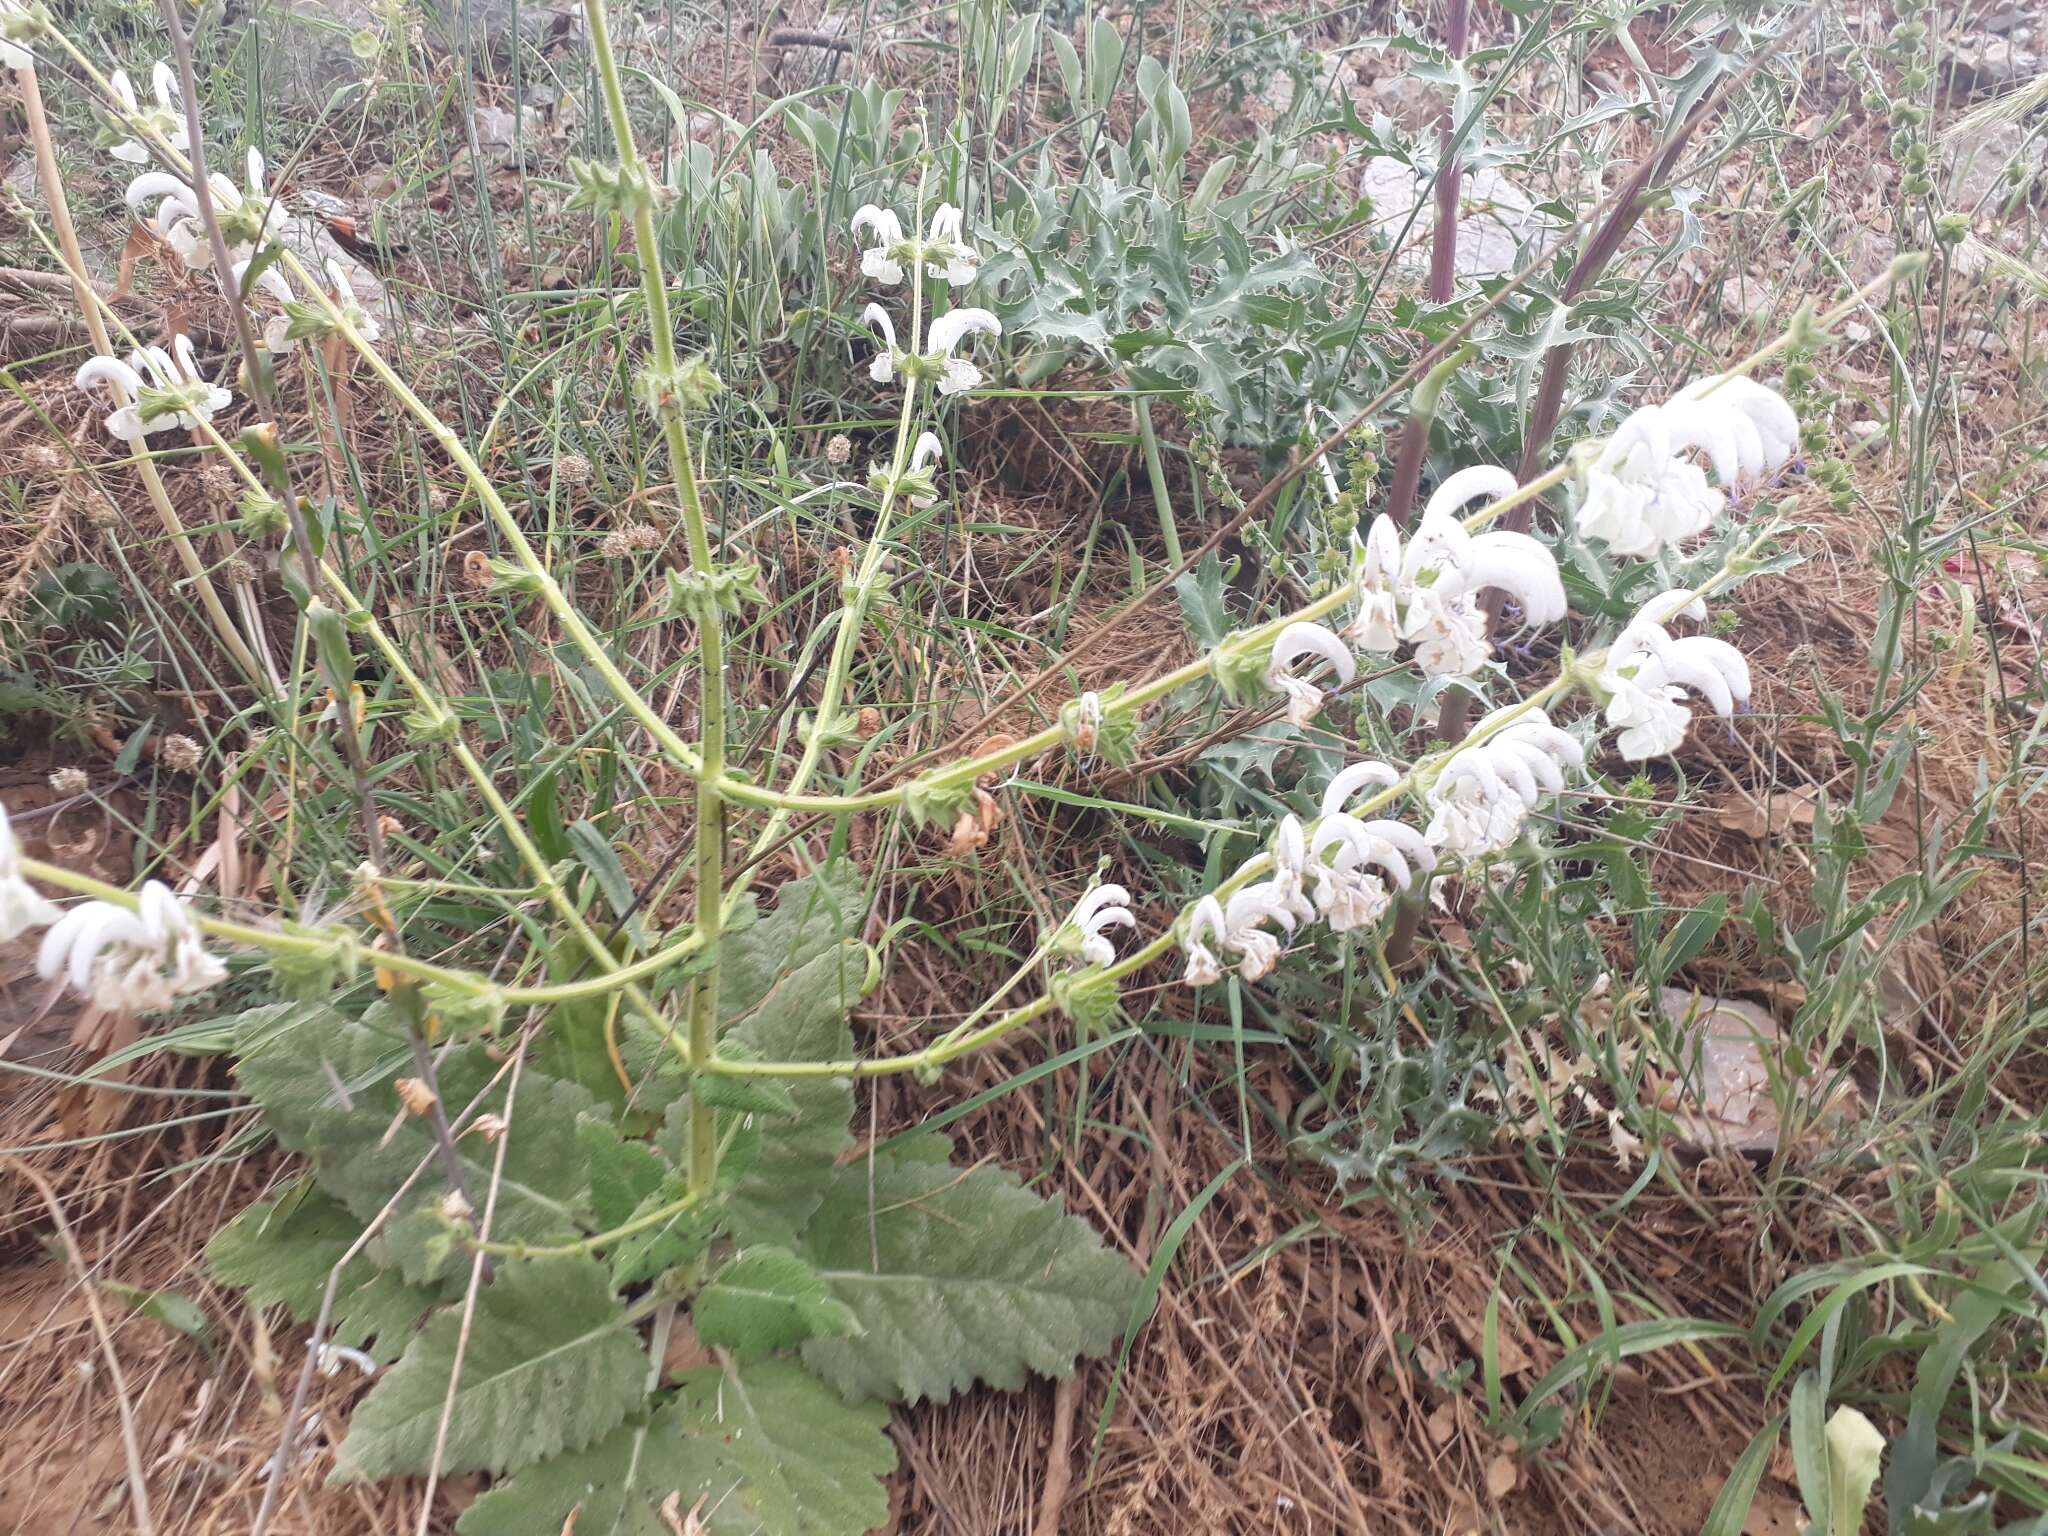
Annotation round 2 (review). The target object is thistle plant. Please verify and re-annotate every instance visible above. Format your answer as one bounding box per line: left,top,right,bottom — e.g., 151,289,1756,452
0,2,1951,1530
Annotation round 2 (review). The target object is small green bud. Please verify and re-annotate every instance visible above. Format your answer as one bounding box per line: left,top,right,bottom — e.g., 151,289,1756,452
423,980,507,1038
663,561,767,621
901,773,978,831
566,156,659,218
481,557,549,596
1861,90,1887,111
270,921,360,1000
1933,211,1969,245
238,489,290,539
404,705,460,744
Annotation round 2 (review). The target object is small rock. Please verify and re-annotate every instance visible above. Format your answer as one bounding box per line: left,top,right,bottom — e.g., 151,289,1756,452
1370,66,1440,130
1943,35,2045,92
1959,327,2008,356
1947,119,2046,211
1357,158,1556,280
469,102,545,150
1850,419,1882,439
1656,989,1783,1155
1843,320,1873,344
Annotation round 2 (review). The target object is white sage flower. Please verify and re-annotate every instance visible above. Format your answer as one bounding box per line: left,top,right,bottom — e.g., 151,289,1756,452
0,803,62,943
906,431,943,508
862,303,900,384
107,62,189,164
1401,468,1566,629
1266,622,1355,727
1344,515,1404,652
851,205,909,285
1399,585,1493,678
1065,884,1135,968
74,337,234,442
1182,894,1228,986
233,259,299,353
1220,880,1298,981
1308,814,1434,932
315,1343,379,1378
36,879,226,1013
1424,709,1583,858
2,0,38,74
324,259,382,344
1598,594,1752,759
1320,759,1401,820
1266,816,1318,926
1577,378,1798,558
923,203,979,286
925,307,1002,395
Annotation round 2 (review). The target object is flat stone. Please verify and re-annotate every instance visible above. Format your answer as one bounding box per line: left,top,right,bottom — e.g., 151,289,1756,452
1657,988,1783,1155
1357,158,1555,280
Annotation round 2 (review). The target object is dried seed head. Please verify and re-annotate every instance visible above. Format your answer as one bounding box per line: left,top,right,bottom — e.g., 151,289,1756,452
85,494,121,529
394,1077,439,1116
556,452,593,486
825,433,852,465
20,443,65,474
49,767,88,796
440,1189,473,1224
225,556,257,583
470,1113,509,1142
856,706,881,738
160,734,203,773
462,549,492,590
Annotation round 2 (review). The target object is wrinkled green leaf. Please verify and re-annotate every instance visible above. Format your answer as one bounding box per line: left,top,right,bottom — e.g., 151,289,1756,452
798,1143,1141,1404
695,1246,862,1358
334,1256,648,1481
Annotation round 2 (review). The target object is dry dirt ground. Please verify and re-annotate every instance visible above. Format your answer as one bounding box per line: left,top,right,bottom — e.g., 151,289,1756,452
3,0,2046,1532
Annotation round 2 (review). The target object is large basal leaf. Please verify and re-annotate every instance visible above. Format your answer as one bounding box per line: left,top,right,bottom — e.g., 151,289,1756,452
694,1246,861,1359
236,1004,603,1281
333,1256,649,1481
798,1144,1142,1404
663,945,861,1250
204,1185,441,1364
619,867,864,1118
457,1360,893,1536
719,866,866,1022
670,1359,895,1536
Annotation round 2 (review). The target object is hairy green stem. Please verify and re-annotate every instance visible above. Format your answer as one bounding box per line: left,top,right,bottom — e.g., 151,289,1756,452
1134,396,1184,565
582,0,727,1196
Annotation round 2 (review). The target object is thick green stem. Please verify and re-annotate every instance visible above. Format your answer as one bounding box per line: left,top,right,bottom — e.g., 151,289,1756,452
583,0,727,1197
1133,396,1184,566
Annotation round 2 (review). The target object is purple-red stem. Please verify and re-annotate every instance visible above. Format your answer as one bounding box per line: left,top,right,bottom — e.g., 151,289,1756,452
1384,0,1471,536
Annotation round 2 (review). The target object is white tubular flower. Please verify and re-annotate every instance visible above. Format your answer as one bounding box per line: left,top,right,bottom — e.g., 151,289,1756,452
906,431,943,508
1266,621,1355,727
1577,378,1797,558
1182,895,1227,986
315,1343,379,1378
1399,585,1492,678
75,340,231,441
1222,880,1296,981
851,205,908,285
1599,595,1751,759
1267,816,1317,926
1320,759,1401,820
1600,658,1690,759
923,204,979,286
1344,515,1404,652
107,62,190,164
36,879,225,1013
926,308,1002,395
325,259,382,344
1308,815,1434,932
0,803,62,943
1424,711,1582,858
1401,467,1566,631
862,303,899,383
233,259,298,353
1066,884,1135,968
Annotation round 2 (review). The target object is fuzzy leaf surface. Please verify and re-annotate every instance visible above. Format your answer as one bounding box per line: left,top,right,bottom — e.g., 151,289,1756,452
694,1245,862,1358
203,1186,440,1363
455,1406,694,1536
798,1146,1142,1403
333,1255,647,1481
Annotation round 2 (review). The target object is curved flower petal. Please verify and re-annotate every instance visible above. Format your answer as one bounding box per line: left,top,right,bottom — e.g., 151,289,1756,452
927,307,1002,358
1320,760,1401,820
1421,464,1519,525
